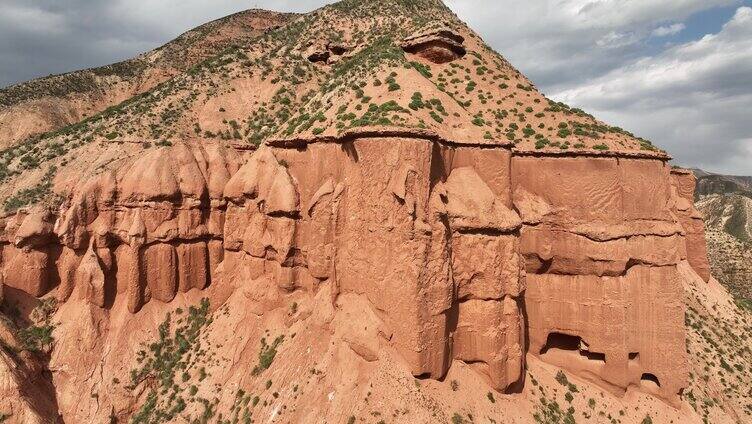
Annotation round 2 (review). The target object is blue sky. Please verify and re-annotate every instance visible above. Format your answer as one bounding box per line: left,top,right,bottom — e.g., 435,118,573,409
642,3,746,52
675,3,749,42
0,0,750,174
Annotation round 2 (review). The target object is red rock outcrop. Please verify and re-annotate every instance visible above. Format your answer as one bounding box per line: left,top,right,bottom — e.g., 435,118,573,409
512,153,689,404
0,1,718,418
222,136,525,391
401,26,467,64
0,142,240,314
670,168,711,282
0,133,707,404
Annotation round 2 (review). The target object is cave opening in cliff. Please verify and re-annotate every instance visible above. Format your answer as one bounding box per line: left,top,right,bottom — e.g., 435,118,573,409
540,332,606,363
641,373,661,388
629,352,639,361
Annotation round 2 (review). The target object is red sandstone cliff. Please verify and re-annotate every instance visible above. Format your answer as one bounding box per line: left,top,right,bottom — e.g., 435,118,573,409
0,1,745,423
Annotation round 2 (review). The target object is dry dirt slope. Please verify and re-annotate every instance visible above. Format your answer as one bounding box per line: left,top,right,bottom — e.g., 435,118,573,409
0,9,296,149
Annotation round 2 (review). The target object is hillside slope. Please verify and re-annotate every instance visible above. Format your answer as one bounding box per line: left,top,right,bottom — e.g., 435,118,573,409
697,195,752,305
0,9,296,149
692,169,751,303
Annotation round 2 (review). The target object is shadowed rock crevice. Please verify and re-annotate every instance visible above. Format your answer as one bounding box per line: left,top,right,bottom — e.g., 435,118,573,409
539,332,606,363
642,373,661,387
401,27,467,64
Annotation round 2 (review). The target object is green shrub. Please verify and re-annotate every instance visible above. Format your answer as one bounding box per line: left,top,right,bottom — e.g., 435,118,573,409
18,324,54,352
410,61,432,78
3,166,57,213
736,298,752,312
252,336,285,375
409,92,425,110
555,370,569,386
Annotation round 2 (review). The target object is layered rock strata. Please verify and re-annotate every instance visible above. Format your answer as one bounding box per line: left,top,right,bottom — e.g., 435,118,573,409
0,142,239,313
0,134,711,403
514,155,697,402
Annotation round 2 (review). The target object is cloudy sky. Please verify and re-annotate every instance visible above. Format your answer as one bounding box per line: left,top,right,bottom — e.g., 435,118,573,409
1,0,750,175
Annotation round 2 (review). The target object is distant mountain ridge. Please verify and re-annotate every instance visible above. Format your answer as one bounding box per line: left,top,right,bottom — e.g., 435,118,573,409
693,168,751,303
691,168,752,198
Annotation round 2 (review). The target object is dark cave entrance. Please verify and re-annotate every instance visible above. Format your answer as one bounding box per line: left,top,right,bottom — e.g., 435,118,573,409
641,373,661,387
540,332,606,363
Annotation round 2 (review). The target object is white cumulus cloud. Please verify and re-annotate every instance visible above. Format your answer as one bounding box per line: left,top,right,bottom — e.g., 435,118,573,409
652,23,686,37
553,7,752,174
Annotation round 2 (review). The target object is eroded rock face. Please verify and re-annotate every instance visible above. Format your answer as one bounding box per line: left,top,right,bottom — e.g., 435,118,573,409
0,135,702,404
305,41,354,65
512,155,688,403
0,142,240,312
401,26,467,64
670,168,711,282
257,139,526,391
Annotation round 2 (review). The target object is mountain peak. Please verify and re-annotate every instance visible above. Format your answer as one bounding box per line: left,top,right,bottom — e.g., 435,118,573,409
2,0,662,163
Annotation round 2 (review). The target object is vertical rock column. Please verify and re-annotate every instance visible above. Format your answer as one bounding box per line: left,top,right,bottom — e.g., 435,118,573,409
1,207,58,298
441,164,524,391
223,148,300,294
331,138,442,378
670,168,711,282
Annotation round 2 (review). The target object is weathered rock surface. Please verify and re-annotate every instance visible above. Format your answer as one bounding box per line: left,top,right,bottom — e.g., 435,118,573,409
0,0,730,422
511,155,696,404
0,142,240,314
401,26,467,64
0,134,707,408
671,168,711,282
